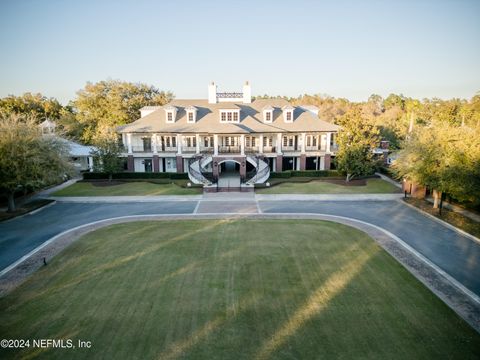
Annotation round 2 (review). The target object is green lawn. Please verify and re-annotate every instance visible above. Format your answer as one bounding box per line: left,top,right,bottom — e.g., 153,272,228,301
0,220,478,359
257,178,401,194
52,181,201,196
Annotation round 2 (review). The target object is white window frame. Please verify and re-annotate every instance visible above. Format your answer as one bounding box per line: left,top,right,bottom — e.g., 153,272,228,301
166,111,174,123
285,111,293,123
220,110,240,123
187,112,195,123
264,110,273,123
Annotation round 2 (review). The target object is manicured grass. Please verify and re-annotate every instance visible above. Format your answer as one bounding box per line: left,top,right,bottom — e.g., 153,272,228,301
257,178,401,194
1,220,478,359
52,181,201,196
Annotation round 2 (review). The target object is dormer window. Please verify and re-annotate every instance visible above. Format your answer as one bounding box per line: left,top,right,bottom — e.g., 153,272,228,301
164,105,177,123
282,105,294,123
220,110,240,123
262,105,274,123
185,105,197,123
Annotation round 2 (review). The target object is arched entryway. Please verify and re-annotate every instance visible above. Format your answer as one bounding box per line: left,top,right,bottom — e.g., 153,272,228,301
218,160,241,189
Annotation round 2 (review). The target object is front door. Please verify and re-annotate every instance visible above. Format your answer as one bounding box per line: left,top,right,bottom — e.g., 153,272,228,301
144,159,152,172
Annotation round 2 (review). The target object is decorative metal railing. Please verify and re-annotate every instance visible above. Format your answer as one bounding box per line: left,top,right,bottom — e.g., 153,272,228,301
219,146,241,153
188,157,212,185
246,157,270,185
216,92,243,98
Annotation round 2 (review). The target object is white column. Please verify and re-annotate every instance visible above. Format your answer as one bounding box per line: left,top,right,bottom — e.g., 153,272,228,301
196,134,200,154
259,134,264,154
214,134,219,156
326,132,331,153
301,133,306,153
177,134,182,155
276,133,282,154
88,156,93,172
240,134,245,155
127,133,132,154
152,134,157,154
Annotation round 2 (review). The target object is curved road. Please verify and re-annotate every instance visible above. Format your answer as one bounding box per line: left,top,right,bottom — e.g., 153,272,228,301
1,198,479,297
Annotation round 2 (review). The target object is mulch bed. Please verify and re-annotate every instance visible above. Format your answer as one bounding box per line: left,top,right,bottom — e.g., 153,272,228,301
323,178,367,186
88,181,125,187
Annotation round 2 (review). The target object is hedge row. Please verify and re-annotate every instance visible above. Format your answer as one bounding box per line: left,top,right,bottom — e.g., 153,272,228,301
269,170,341,178
83,172,189,180
83,170,340,181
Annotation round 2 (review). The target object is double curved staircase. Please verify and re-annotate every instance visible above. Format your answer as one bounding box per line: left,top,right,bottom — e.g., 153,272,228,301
187,153,270,187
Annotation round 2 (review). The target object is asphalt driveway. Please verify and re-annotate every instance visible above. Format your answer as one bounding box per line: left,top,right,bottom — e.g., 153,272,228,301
1,198,479,298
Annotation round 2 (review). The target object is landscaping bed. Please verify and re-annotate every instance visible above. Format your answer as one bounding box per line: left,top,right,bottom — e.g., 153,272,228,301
0,199,55,222
404,198,480,239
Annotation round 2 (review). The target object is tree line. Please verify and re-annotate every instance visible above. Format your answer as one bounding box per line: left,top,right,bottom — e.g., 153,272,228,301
1,80,479,211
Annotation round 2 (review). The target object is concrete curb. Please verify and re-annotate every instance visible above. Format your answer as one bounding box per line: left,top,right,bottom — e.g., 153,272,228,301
401,199,480,245
1,213,479,333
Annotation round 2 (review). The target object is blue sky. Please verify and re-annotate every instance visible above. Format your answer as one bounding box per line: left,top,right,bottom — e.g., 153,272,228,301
0,0,479,104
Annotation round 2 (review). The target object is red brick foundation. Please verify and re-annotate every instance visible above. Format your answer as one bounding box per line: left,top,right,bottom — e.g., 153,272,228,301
127,155,134,172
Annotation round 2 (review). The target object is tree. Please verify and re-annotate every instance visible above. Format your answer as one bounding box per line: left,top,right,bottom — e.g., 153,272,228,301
74,79,174,142
393,120,480,209
90,134,124,182
335,108,380,181
0,93,63,121
0,114,73,212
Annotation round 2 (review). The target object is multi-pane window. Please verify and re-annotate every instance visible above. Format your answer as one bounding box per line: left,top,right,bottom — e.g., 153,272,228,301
167,112,173,122
246,137,250,147
185,136,196,148
266,112,271,121
263,136,272,147
306,135,317,147
284,136,294,147
286,111,292,122
188,112,194,122
220,111,240,123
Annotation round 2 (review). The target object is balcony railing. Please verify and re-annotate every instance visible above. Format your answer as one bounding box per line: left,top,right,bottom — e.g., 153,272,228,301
162,146,177,152
282,146,296,151
219,146,241,153
182,146,196,153
131,145,152,153
263,146,276,153
245,146,259,154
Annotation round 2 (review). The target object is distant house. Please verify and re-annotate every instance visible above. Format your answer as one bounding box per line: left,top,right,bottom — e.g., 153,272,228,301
39,120,95,172
117,82,340,189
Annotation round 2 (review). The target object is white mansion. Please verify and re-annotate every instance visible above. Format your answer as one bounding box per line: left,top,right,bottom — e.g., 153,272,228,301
117,82,339,188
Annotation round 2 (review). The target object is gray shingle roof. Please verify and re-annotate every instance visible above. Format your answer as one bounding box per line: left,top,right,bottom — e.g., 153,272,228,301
118,98,339,134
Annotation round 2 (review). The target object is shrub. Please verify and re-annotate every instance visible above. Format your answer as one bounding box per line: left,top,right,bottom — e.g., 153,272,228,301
83,172,188,180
